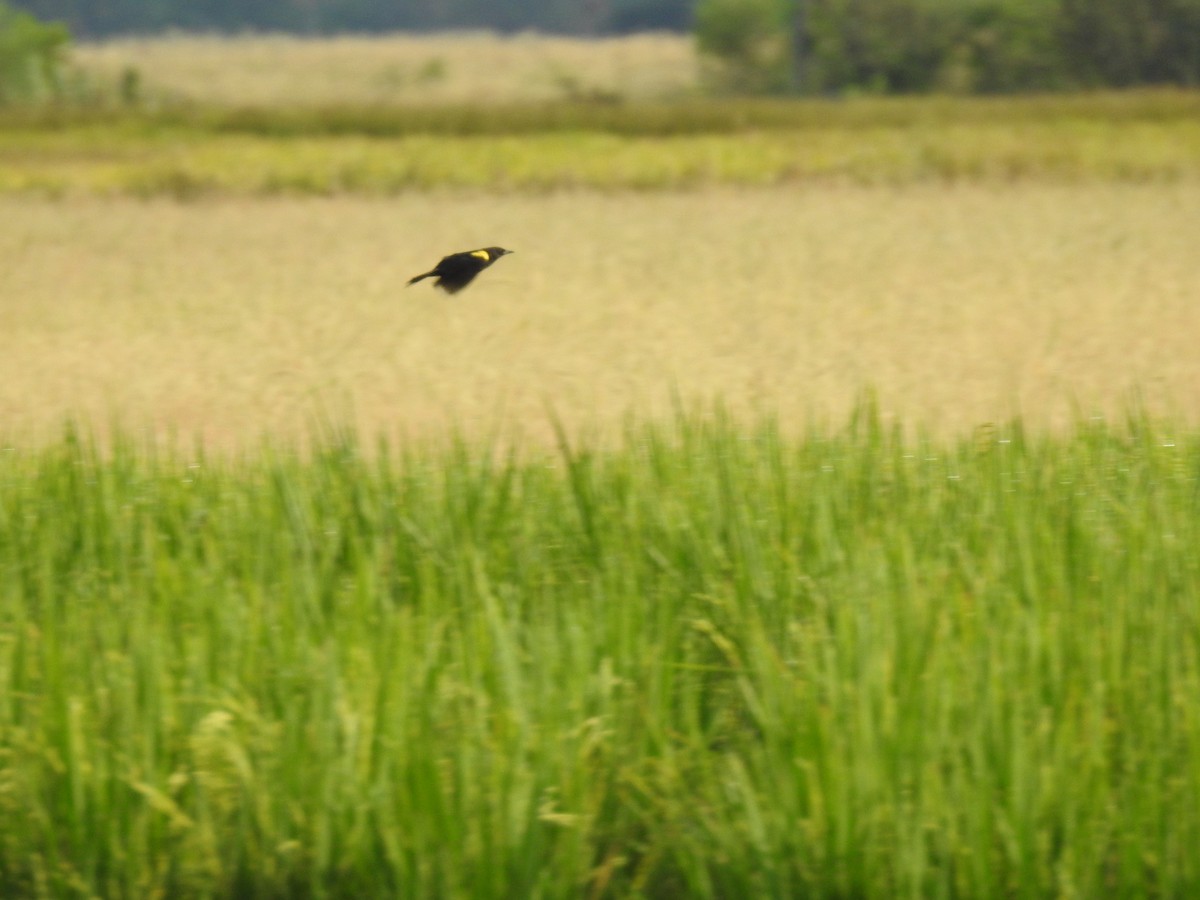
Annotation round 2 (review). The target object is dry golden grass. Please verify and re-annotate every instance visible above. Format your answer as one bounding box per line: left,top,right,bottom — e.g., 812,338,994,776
71,32,699,106
3,184,1198,449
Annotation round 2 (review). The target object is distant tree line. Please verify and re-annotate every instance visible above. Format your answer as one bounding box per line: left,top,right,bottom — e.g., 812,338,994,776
8,0,1200,94
9,0,694,37
696,0,1200,93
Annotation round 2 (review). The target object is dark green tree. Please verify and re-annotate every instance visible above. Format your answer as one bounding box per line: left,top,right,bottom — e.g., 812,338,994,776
694,0,1198,94
1059,0,1200,86
0,0,70,104
695,0,795,92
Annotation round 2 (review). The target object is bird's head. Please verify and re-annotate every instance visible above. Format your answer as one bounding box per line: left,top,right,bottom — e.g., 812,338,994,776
487,247,514,259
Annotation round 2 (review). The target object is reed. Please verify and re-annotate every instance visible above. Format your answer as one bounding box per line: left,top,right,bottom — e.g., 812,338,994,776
2,408,1198,897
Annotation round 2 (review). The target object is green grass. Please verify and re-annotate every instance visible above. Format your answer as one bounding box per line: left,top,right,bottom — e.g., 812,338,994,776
2,405,1200,898
13,90,1200,135
2,92,1200,196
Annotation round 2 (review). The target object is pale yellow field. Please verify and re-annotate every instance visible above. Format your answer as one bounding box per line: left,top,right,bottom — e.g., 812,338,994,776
2,184,1198,449
72,32,699,106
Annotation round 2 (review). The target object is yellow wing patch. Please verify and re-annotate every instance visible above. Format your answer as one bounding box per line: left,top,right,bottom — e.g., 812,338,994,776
470,250,492,262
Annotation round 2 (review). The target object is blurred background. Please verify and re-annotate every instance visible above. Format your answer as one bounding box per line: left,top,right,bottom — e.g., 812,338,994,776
2,0,1199,447
8,0,1200,99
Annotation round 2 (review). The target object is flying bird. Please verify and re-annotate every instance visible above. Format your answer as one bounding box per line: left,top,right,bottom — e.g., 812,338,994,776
406,246,513,294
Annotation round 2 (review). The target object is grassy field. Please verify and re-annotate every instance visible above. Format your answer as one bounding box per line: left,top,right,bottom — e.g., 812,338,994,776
2,184,1199,449
4,90,1200,196
2,408,1199,897
70,32,700,107
5,33,1200,897
9,42,1200,198
4,119,1199,197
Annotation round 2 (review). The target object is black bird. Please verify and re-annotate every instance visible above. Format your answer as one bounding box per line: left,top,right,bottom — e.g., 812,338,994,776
406,247,513,294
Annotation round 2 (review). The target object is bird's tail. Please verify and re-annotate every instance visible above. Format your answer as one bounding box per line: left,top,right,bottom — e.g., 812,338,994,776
406,271,434,287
